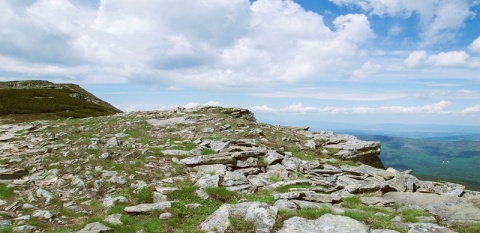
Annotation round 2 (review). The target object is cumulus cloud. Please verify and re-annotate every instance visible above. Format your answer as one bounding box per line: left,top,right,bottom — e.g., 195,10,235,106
0,0,375,88
461,104,480,114
469,36,480,53
426,51,471,67
351,61,381,80
329,0,475,46
404,51,428,68
250,101,452,115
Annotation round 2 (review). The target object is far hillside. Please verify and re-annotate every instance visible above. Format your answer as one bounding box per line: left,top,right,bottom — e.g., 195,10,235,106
0,80,122,124
354,134,480,191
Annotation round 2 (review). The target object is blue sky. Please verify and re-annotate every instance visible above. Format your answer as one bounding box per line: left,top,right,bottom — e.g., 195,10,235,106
1,0,480,126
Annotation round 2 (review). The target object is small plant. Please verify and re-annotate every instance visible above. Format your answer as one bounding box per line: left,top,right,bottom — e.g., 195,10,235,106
201,148,216,155
135,187,154,204
227,216,256,233
205,187,238,203
401,209,432,223
0,184,15,199
268,176,282,183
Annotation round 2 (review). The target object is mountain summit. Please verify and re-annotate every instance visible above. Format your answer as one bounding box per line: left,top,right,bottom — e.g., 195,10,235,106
0,80,121,124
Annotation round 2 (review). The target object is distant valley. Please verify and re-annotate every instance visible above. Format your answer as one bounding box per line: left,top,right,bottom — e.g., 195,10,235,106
260,119,480,191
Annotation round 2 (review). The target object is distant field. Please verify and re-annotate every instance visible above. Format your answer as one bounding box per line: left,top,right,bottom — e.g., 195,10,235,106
355,134,480,191
0,88,119,123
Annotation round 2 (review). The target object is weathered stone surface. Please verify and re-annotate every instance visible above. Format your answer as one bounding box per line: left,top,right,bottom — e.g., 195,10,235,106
32,210,53,219
221,172,249,187
407,223,456,233
76,222,111,233
103,196,128,208
274,199,298,210
200,204,231,233
384,192,480,222
278,213,370,233
104,214,123,225
264,151,284,165
124,202,172,213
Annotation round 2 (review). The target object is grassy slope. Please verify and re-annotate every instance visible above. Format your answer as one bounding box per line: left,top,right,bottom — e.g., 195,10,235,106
0,87,121,123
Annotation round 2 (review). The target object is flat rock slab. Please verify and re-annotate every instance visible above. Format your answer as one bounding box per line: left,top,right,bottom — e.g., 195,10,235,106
384,192,480,222
75,222,111,233
147,117,193,126
278,213,370,233
124,202,172,213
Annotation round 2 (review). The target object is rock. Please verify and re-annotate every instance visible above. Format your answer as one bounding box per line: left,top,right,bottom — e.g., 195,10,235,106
264,151,284,165
155,186,180,194
304,140,316,149
159,212,173,220
407,223,456,233
76,222,111,233
105,137,119,147
124,202,172,213
162,150,190,156
384,192,480,222
209,141,230,152
99,153,110,159
221,172,249,187
196,164,227,177
292,200,331,209
236,157,258,167
0,220,12,229
35,188,55,204
201,202,277,233
195,174,220,189
360,196,396,207
153,192,168,203
147,117,192,127
274,199,298,210
12,225,36,232
278,213,370,233
200,204,231,232
247,175,272,187
303,193,341,203
104,214,123,225
103,196,128,208
372,230,401,233
185,203,202,209
32,210,53,219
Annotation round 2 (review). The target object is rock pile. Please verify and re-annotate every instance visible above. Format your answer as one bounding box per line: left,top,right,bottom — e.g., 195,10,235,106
0,106,478,232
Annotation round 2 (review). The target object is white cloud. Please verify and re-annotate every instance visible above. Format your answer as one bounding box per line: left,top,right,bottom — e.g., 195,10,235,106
351,61,381,79
0,0,376,88
404,50,427,68
469,36,480,53
461,104,480,114
182,101,221,109
426,51,470,67
250,101,452,115
329,0,475,46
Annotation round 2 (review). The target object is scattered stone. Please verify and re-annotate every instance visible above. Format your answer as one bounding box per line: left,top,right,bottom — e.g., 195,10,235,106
76,222,111,233
159,212,173,220
407,223,456,233
32,210,53,220
124,202,173,213
104,214,123,225
278,213,370,233
12,225,36,232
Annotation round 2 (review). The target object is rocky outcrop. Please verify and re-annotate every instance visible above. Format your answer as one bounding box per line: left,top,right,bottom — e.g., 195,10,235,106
0,106,477,232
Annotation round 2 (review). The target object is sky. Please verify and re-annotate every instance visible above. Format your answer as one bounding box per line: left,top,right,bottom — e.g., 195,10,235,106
1,0,480,127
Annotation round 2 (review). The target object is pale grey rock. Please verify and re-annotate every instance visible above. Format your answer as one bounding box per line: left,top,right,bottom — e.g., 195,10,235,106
76,222,111,233
153,192,168,203
303,192,341,203
282,157,301,171
221,171,249,187
35,188,55,203
384,192,480,222
235,167,261,176
0,220,12,229
264,151,284,165
360,196,396,207
292,200,331,209
244,203,278,233
236,157,258,167
195,174,220,189
103,196,128,208
185,203,202,209
278,213,370,233
274,192,305,200
104,214,123,225
99,153,110,159
124,202,172,213
226,184,252,193
147,117,192,126
155,186,180,194
372,230,401,233
0,200,6,206
407,223,456,233
274,199,298,210
105,137,119,147
12,225,36,232
180,156,203,165
209,141,230,152
22,203,34,209
159,212,173,220
304,140,316,149
32,210,53,219
201,127,214,133
196,164,227,177
200,204,231,233
162,150,190,156
247,175,272,187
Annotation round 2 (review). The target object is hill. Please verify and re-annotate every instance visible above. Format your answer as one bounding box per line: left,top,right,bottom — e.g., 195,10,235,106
0,80,121,124
1,106,479,232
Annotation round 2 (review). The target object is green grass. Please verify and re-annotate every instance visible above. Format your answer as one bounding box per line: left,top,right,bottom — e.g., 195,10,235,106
279,207,332,220
273,184,324,193
401,209,432,223
0,89,119,122
227,216,256,233
135,187,154,204
201,148,216,155
268,176,282,183
0,226,13,233
205,187,239,203
0,184,15,199
451,223,480,233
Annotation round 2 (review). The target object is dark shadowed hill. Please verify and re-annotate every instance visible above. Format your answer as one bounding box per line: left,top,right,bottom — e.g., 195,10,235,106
0,80,121,124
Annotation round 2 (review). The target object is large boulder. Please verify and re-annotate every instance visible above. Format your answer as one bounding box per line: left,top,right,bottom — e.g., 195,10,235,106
277,213,370,233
